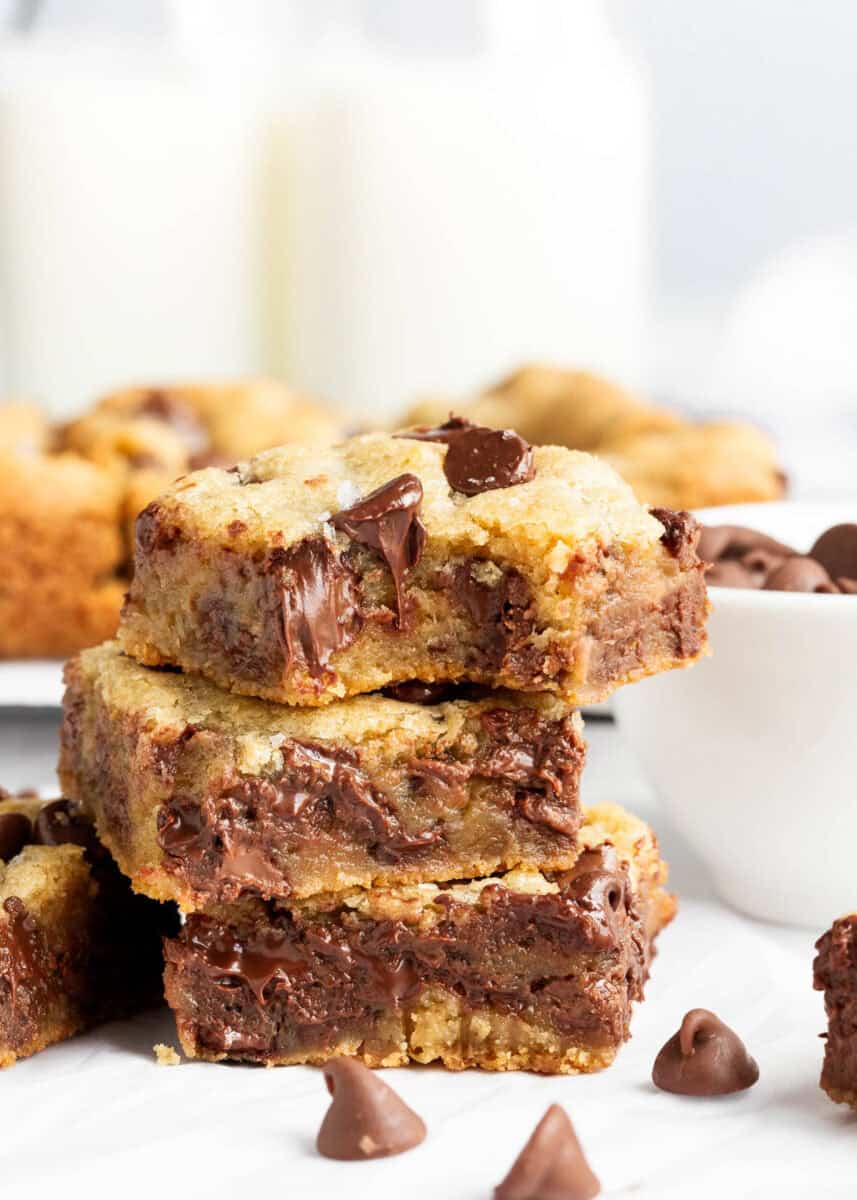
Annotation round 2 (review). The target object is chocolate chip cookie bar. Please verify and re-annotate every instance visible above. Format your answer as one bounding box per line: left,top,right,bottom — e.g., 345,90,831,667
60,641,586,910
0,792,168,1068
0,410,126,657
118,425,708,706
814,914,857,1109
163,804,674,1072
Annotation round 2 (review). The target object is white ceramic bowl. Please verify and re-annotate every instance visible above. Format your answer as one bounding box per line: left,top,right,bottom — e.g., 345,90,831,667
614,501,857,928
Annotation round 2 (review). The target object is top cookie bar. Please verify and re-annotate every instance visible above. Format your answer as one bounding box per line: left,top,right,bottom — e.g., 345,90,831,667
119,421,708,706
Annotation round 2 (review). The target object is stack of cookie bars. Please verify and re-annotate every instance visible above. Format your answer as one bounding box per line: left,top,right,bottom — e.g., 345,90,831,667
59,419,708,1072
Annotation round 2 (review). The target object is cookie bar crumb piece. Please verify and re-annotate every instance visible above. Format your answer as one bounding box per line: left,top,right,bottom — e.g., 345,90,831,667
154,1043,181,1066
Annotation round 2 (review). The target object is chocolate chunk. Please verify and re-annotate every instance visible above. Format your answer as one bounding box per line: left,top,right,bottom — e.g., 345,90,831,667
810,524,857,582
705,560,759,588
763,556,834,593
32,799,98,854
331,474,426,626
495,1104,600,1200
135,501,183,556
0,812,32,861
442,426,535,495
316,1057,426,1161
0,896,46,1007
400,416,535,495
651,508,701,569
698,525,796,563
269,537,363,679
652,1009,759,1096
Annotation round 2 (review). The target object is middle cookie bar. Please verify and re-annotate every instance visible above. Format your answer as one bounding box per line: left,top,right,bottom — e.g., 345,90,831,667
60,642,586,910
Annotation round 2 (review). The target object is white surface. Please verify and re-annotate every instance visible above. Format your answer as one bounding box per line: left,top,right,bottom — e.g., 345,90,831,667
0,715,848,1200
616,501,857,928
0,660,64,708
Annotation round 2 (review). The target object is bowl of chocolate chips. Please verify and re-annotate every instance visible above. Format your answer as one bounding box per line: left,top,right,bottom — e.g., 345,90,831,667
614,502,857,928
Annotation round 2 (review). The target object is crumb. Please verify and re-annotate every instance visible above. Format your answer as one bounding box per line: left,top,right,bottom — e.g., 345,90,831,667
154,1043,181,1066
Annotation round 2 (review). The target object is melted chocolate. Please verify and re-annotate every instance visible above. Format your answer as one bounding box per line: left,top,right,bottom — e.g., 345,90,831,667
0,897,46,1007
32,799,99,855
268,537,363,679
400,417,535,495
0,813,32,862
331,474,426,626
381,681,458,705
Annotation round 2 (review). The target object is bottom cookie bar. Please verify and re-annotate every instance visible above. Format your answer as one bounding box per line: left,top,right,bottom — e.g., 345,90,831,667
0,793,171,1067
814,914,857,1109
164,804,675,1073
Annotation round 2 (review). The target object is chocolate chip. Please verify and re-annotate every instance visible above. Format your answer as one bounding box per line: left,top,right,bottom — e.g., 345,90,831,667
32,799,98,853
651,508,700,569
698,525,797,563
494,1104,600,1200
315,1058,426,1160
810,523,857,582
0,812,32,861
652,1009,759,1096
705,560,759,588
399,417,535,495
763,556,834,593
331,474,426,626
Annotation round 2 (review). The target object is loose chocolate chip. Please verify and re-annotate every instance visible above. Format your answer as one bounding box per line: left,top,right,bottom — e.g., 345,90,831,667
331,474,426,626
763,556,834,593
705,560,759,589
698,525,796,564
494,1104,600,1200
810,523,857,582
399,416,535,495
652,1009,759,1096
315,1058,426,1161
0,812,32,861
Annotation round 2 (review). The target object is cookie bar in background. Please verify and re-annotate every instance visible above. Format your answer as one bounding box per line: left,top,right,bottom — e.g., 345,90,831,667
118,427,708,706
400,364,785,511
163,804,674,1071
60,642,586,909
814,915,857,1110
0,406,126,658
61,379,344,552
0,791,170,1068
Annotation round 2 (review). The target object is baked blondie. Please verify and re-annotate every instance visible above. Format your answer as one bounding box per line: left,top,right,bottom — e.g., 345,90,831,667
0,791,169,1068
0,407,126,657
814,914,857,1109
163,804,674,1071
118,426,708,706
60,642,586,909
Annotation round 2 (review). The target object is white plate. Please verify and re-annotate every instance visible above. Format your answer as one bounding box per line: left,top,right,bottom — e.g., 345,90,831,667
0,660,65,707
